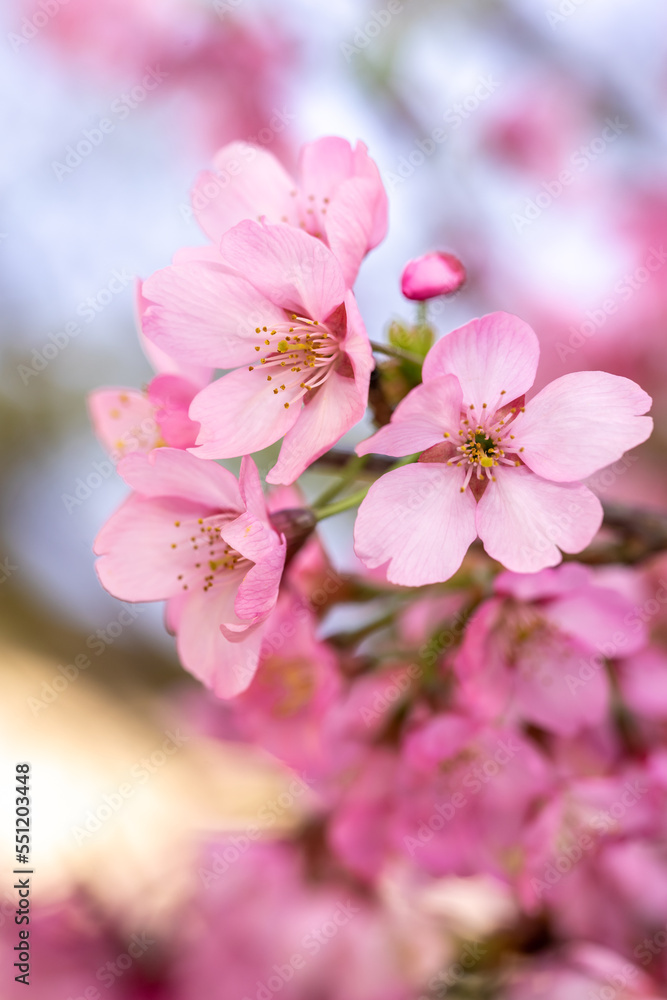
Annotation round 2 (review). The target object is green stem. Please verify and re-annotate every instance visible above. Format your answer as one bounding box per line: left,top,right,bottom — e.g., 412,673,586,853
312,454,368,508
369,340,422,366
313,455,419,521
329,609,398,648
313,485,371,522
416,301,428,327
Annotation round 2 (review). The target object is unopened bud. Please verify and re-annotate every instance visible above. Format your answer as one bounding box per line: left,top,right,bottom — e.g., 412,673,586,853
401,251,466,300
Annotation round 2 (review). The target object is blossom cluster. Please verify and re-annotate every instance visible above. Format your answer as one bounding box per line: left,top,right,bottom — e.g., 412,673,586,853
82,135,667,999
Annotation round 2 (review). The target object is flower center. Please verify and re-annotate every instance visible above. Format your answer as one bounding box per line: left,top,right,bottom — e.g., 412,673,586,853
247,313,339,409
445,398,525,492
169,514,251,593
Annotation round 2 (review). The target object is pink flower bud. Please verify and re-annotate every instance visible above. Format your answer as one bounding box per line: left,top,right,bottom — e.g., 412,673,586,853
400,251,466,301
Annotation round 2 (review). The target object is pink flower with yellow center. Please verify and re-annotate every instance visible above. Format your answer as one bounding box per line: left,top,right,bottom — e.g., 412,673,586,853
141,220,373,484
94,448,286,697
354,312,653,585
192,136,388,286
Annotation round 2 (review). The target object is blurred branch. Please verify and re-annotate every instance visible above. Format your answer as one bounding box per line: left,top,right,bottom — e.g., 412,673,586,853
575,501,667,566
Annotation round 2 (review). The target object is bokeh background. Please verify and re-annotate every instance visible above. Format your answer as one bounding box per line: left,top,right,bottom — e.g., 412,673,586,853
1,0,666,996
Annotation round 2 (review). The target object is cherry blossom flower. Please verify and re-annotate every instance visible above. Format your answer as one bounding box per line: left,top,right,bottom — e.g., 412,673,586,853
192,136,388,285
354,312,652,585
94,448,286,697
142,220,373,484
453,564,647,736
401,251,466,300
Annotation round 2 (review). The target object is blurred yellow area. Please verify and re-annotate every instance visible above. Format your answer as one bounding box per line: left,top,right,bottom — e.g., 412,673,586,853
0,642,311,936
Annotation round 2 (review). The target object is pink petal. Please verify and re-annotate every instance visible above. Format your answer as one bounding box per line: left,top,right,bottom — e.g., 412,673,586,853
617,649,667,718
513,636,610,736
116,448,243,510
351,141,388,248
192,141,297,243
137,288,212,388
221,514,285,629
546,586,647,656
174,578,265,697
94,495,206,602
353,464,477,586
298,136,355,198
356,375,462,457
147,374,201,450
476,466,603,572
218,220,345,321
494,563,592,602
238,455,270,523
142,261,285,368
324,177,385,286
188,365,301,460
88,388,159,461
403,713,479,768
267,368,368,485
510,371,653,482
422,311,539,413
339,288,374,378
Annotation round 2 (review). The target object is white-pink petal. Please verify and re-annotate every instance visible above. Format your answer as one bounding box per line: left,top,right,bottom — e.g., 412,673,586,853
356,375,462,458
174,579,265,697
324,177,385,286
476,466,603,573
94,495,204,602
354,463,477,586
142,261,285,368
192,141,297,243
422,311,539,413
267,368,366,485
188,366,301,460
88,388,159,460
511,371,653,482
222,515,285,627
116,448,243,510
218,220,346,322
